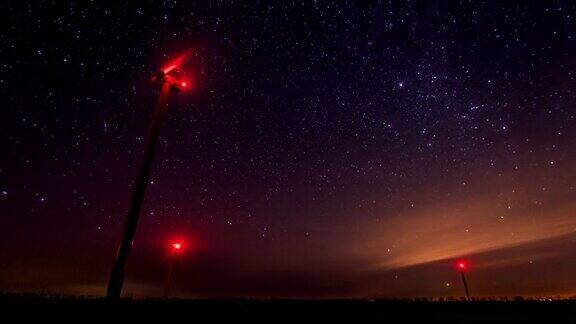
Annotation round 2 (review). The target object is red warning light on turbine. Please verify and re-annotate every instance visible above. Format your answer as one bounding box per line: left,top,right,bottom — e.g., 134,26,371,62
172,242,182,250
456,260,468,271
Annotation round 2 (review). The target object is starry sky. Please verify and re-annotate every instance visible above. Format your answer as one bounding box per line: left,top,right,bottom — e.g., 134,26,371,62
2,1,576,298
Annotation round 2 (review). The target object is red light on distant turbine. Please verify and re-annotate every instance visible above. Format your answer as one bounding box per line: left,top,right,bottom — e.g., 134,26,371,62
456,260,468,271
171,242,182,251
181,81,187,87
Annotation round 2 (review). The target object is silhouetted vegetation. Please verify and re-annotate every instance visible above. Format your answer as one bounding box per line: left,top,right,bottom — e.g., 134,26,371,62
1,292,575,322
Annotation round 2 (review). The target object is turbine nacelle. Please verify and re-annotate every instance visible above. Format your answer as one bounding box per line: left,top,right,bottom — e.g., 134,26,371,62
152,69,191,92
151,51,192,92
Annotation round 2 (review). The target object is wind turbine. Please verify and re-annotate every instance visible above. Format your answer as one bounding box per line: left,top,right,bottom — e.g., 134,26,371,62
106,52,192,299
163,240,185,298
455,260,471,301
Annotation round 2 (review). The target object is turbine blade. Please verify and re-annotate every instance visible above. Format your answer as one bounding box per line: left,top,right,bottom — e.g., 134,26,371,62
162,50,191,74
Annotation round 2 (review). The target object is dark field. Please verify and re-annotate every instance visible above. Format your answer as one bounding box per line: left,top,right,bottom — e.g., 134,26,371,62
2,294,575,323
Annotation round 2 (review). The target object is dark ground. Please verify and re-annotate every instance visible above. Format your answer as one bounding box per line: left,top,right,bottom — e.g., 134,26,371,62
1,294,575,323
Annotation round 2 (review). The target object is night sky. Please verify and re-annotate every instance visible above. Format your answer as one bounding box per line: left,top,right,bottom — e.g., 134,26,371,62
3,1,576,298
